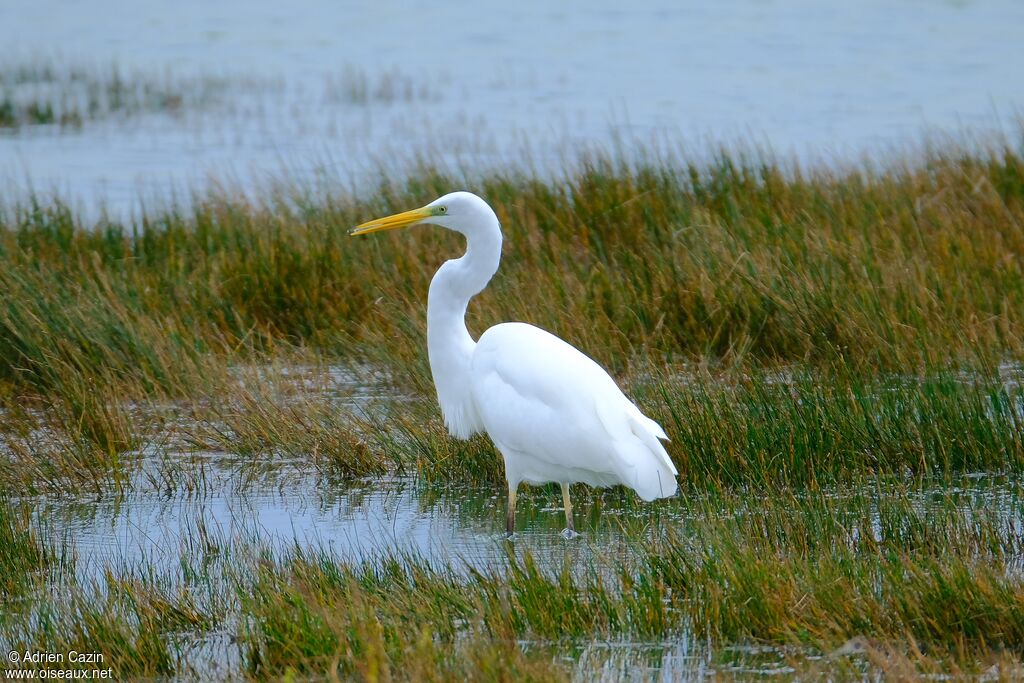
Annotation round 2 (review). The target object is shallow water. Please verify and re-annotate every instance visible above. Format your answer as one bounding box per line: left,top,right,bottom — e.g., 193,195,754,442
18,453,1020,679
29,451,1024,586
34,465,676,585
2,0,1023,217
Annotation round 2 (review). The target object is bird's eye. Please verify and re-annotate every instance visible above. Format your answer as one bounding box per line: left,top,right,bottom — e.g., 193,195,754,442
439,206,447,214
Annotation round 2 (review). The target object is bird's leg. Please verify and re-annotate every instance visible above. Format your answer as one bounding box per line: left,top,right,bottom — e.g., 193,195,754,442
561,483,577,538
506,481,518,538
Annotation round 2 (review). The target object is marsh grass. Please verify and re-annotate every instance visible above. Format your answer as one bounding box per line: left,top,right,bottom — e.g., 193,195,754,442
7,585,184,678
3,520,234,678
0,500,54,600
0,321,1020,495
0,61,228,129
255,488,1022,673
325,66,441,105
189,365,384,479
342,363,1023,490
786,645,1023,681
4,139,1019,411
234,485,1024,679
365,400,506,483
641,363,1024,489
2,140,1022,382
2,141,1020,491
241,553,562,681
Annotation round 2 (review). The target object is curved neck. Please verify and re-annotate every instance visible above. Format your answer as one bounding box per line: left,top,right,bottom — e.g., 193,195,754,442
426,217,502,438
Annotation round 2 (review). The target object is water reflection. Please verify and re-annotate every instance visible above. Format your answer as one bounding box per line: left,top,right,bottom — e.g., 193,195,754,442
29,456,1024,588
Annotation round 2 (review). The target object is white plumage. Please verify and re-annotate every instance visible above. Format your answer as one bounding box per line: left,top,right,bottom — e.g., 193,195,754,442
472,323,677,501
351,191,678,536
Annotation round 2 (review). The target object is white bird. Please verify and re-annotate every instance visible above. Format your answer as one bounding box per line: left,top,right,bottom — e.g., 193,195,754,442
351,191,678,537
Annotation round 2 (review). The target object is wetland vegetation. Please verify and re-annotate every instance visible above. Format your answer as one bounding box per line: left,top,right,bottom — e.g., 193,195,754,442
1,130,1023,679
0,62,229,130
0,60,440,132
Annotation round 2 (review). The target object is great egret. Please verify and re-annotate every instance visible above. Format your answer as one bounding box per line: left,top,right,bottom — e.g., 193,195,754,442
351,191,678,537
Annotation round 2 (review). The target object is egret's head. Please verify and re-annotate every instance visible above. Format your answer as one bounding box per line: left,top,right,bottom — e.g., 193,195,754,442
350,191,497,238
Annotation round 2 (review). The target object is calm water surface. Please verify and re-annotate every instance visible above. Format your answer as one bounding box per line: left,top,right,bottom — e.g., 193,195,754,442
25,455,1022,678
32,459,1024,583
1,0,1022,215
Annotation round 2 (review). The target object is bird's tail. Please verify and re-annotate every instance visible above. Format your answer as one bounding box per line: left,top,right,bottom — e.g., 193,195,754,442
623,413,678,500
596,396,679,501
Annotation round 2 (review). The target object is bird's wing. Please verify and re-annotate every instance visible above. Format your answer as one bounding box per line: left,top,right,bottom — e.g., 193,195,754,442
470,322,677,498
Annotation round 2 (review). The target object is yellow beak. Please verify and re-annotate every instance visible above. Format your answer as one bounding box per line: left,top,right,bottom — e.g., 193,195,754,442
350,206,433,236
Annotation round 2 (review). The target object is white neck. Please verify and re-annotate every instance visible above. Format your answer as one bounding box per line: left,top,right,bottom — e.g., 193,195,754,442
426,213,502,439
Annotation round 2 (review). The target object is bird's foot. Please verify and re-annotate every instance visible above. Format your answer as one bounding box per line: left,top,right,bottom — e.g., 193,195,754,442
560,528,579,540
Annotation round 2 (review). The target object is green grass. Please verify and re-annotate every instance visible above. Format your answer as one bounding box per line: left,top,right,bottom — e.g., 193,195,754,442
644,364,1024,488
232,484,1024,677
0,500,56,600
353,362,1023,490
2,139,1022,383
188,361,385,479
